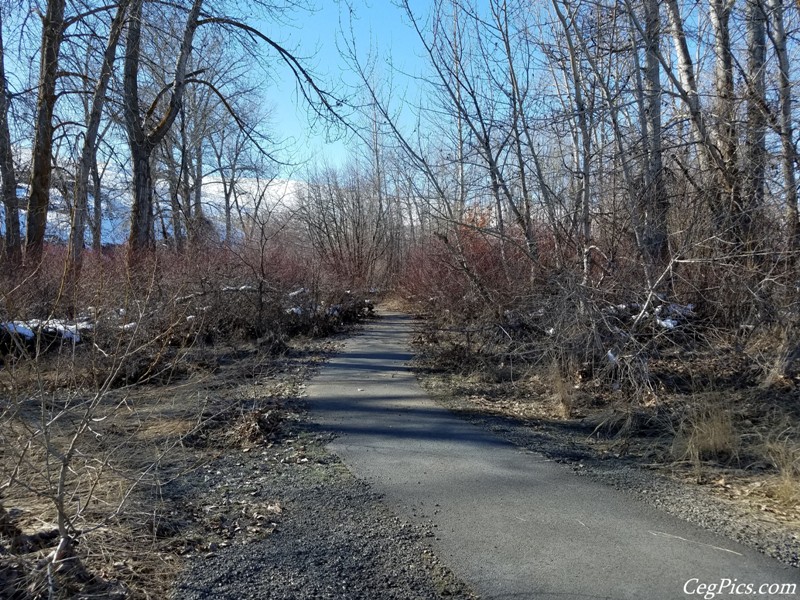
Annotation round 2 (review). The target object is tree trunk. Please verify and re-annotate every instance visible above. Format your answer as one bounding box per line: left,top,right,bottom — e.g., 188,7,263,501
193,143,203,216
0,8,20,266
709,0,741,243
743,0,767,249
162,139,185,251
663,0,713,176
67,0,129,287
767,0,799,253
90,156,102,251
642,0,668,266
494,0,538,263
766,0,800,382
180,110,192,226
25,0,66,264
129,145,155,256
551,0,593,285
124,0,203,264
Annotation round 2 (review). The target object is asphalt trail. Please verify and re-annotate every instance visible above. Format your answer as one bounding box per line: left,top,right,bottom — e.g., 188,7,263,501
307,312,799,600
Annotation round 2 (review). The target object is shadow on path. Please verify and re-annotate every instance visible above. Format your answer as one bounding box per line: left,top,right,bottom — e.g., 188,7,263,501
307,312,799,600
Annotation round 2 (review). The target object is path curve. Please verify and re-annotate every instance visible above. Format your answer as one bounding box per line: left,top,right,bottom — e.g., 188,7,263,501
308,312,799,599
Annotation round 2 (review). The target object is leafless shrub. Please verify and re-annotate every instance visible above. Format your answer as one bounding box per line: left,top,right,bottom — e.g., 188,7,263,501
227,408,284,447
0,241,369,598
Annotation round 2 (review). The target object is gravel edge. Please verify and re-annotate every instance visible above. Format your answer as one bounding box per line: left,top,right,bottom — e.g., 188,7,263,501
169,337,477,600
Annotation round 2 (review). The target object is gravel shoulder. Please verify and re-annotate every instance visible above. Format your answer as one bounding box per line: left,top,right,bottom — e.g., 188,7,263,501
171,331,475,600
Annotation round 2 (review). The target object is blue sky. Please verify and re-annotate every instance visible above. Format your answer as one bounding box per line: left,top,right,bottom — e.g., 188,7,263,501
263,1,426,174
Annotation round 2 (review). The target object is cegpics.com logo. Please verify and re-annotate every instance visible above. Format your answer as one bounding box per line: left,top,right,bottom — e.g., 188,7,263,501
684,578,797,599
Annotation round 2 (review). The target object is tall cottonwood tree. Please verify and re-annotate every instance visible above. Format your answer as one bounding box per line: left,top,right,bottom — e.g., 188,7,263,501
709,0,741,243
0,4,19,265
66,0,130,287
743,0,767,247
120,0,343,265
766,0,800,253
26,0,67,264
123,0,203,262
641,0,667,266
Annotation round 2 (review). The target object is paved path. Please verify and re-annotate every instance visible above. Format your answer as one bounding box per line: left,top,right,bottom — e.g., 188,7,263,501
307,312,799,599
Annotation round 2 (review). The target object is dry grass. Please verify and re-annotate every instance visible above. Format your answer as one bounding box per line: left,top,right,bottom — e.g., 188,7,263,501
413,315,800,531
672,398,741,467
761,430,800,506
549,360,576,419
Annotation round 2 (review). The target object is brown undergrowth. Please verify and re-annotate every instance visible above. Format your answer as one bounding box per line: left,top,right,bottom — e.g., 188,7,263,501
0,248,377,599
0,333,344,599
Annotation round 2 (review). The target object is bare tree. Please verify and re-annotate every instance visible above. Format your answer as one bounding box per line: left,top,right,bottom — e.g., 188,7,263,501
766,0,799,252
299,163,391,287
25,0,67,264
0,4,19,265
709,0,742,243
123,0,203,262
550,0,594,284
640,0,668,265
742,0,767,248
66,0,130,295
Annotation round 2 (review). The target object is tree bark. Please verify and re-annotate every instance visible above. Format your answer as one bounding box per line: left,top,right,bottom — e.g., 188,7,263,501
642,0,668,265
90,156,102,251
67,0,129,287
124,0,203,265
766,0,799,253
709,0,741,243
663,0,713,175
0,8,19,266
744,0,766,241
25,0,66,264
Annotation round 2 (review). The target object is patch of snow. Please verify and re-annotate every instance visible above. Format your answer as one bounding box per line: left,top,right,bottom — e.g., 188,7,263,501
48,321,82,342
655,317,678,330
665,303,695,318
1,322,35,340
288,288,307,298
2,319,92,343
29,319,93,343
